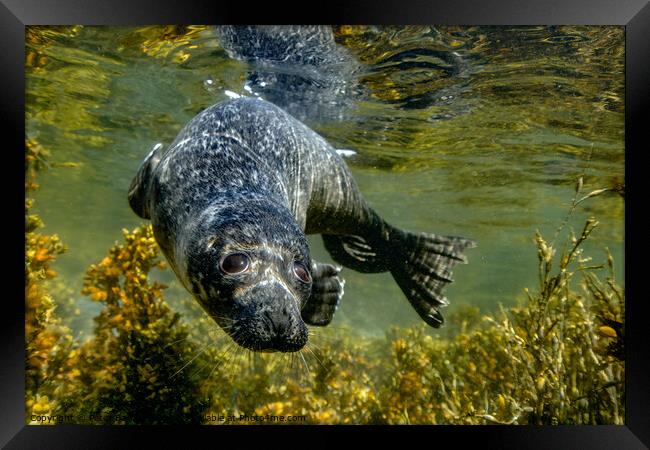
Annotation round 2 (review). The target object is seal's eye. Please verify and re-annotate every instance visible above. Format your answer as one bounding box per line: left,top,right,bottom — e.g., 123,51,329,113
220,253,250,274
293,261,311,283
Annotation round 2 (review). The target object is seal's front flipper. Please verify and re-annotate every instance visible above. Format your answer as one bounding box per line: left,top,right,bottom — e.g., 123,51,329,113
389,229,476,328
128,143,164,219
301,261,345,326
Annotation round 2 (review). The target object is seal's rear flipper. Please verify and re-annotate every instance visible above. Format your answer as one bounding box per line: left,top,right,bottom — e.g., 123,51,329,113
321,234,388,273
390,230,476,327
322,229,475,327
301,261,345,326
128,143,164,219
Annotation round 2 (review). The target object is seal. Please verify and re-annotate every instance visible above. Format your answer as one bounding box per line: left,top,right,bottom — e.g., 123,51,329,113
128,97,475,352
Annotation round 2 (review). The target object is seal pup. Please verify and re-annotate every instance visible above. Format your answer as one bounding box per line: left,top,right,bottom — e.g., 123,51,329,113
128,97,475,352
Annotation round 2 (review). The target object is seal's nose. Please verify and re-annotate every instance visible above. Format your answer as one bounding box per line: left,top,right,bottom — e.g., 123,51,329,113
263,307,290,336
235,281,308,352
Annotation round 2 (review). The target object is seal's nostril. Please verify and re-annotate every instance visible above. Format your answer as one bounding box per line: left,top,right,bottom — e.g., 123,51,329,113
263,309,288,336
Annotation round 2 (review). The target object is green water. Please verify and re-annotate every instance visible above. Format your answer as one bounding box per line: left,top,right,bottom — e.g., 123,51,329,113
26,25,624,338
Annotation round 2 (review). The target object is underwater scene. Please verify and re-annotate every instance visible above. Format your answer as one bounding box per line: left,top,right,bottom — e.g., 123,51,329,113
25,25,624,425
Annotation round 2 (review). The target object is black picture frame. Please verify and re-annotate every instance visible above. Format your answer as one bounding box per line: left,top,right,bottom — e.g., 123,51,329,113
4,0,648,447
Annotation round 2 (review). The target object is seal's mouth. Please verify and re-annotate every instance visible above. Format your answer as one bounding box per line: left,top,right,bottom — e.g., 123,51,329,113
212,310,307,353
229,332,308,353
209,309,308,353
206,278,310,352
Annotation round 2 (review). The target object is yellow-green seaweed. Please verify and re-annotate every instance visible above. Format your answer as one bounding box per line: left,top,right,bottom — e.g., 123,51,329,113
55,226,207,424
29,217,621,425
25,140,76,425
24,140,624,425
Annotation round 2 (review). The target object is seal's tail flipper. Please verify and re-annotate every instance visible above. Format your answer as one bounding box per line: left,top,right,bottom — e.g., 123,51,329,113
128,143,164,219
389,229,476,327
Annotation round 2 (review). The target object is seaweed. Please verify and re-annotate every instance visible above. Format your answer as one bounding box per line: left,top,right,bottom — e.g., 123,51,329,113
25,197,76,425
25,138,624,424
57,226,207,424
25,215,623,425
25,140,77,424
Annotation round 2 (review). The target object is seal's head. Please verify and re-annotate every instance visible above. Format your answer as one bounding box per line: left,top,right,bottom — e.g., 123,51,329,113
179,197,311,352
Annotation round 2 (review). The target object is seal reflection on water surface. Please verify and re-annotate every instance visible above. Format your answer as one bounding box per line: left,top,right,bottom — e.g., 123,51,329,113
128,97,475,352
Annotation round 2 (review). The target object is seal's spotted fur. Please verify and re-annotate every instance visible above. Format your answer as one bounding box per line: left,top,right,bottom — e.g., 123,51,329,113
129,97,474,352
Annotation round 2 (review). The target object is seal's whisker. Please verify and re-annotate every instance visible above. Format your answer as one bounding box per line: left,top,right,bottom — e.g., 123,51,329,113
171,341,212,379
308,339,333,352
215,348,238,386
298,349,311,380
162,335,192,349
205,321,234,333
208,314,235,325
189,332,230,352
221,339,241,371
303,344,325,370
190,345,219,378
232,341,247,370
207,341,237,380
207,315,236,333
197,325,232,340
212,324,234,333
